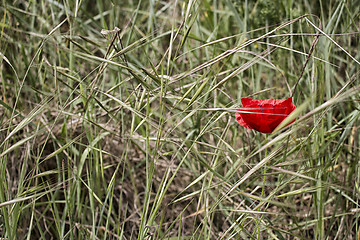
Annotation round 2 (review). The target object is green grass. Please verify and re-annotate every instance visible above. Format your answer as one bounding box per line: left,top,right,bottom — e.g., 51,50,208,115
1,0,360,239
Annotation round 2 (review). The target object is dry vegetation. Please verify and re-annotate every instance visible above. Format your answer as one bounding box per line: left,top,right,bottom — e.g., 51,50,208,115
1,0,360,239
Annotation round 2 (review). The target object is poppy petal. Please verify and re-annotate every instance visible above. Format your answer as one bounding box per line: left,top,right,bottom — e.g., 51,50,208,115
235,112,253,129
236,97,296,133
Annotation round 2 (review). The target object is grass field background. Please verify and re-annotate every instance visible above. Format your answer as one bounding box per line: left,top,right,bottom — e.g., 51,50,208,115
1,0,360,239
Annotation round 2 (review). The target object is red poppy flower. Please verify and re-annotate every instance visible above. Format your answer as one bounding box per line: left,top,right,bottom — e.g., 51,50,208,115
235,97,296,133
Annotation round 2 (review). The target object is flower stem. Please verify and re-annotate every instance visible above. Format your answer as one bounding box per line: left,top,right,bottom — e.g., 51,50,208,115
261,134,268,198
